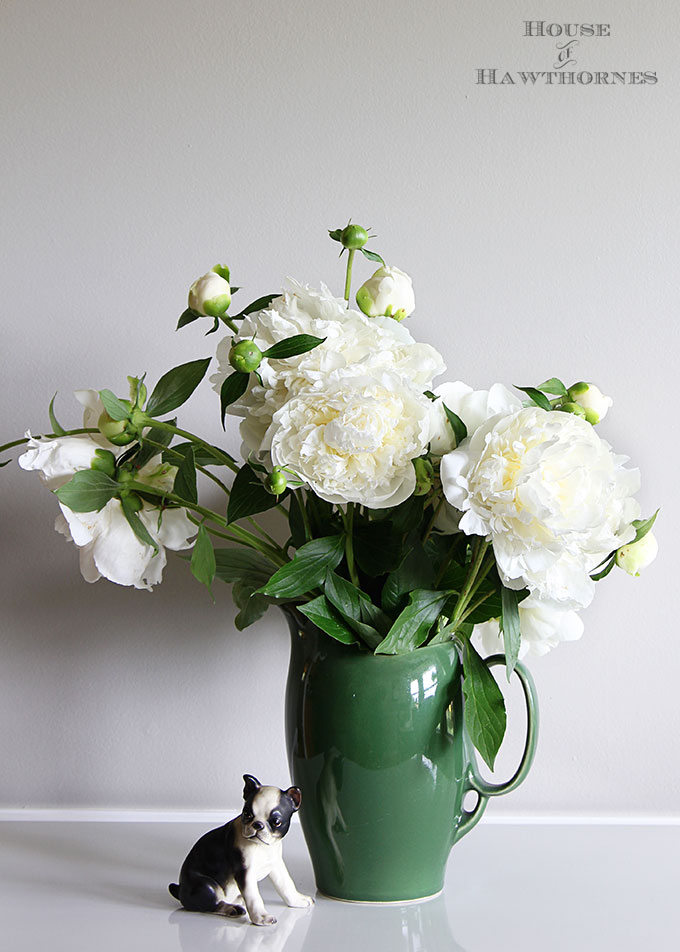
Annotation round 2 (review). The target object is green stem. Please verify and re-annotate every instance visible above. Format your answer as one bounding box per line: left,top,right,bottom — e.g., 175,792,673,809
422,496,445,544
343,248,356,303
1,428,98,455
295,490,312,543
449,538,490,629
142,419,239,473
343,503,359,586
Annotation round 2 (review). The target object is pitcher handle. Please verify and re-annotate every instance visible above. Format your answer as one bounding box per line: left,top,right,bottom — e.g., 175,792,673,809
455,654,539,842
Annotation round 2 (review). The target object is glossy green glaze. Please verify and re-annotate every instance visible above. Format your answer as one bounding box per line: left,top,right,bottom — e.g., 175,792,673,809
284,609,538,903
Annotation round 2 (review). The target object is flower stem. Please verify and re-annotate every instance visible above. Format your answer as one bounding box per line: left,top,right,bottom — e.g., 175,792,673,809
295,490,312,543
343,249,356,304
343,503,360,586
449,538,490,629
142,419,239,473
0,428,98,455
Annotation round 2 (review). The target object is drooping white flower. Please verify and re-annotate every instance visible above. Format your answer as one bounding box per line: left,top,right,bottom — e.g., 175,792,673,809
616,531,658,576
265,369,434,508
429,381,522,455
474,594,585,658
355,266,416,320
440,406,641,609
211,280,444,461
18,404,194,590
55,499,195,590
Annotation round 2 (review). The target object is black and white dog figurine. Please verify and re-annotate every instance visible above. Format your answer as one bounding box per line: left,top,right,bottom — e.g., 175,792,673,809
169,775,314,926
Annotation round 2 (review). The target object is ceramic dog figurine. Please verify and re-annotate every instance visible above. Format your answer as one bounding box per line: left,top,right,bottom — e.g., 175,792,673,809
169,774,314,926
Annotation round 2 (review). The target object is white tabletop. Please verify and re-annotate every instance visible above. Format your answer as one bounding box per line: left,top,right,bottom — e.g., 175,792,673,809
1,819,677,951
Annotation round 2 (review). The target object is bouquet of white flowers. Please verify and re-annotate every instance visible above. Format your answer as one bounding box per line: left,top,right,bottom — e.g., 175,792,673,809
2,222,657,771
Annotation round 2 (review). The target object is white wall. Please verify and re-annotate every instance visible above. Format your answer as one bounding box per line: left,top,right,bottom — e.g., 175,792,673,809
0,0,676,815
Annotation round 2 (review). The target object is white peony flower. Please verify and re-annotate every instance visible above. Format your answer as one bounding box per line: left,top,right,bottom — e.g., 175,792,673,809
18,404,194,590
616,531,658,576
211,280,444,461
474,593,585,658
55,499,195,590
440,406,641,609
567,382,613,424
429,381,523,455
188,269,231,317
265,369,434,508
355,266,416,320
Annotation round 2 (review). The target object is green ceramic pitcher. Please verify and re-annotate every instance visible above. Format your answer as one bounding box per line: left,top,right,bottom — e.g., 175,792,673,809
284,608,538,903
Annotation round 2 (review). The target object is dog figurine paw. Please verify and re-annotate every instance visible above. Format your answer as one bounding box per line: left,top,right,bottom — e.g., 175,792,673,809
169,774,314,925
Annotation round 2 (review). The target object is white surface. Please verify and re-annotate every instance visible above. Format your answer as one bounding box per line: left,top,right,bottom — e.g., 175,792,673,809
1,820,678,951
0,0,677,816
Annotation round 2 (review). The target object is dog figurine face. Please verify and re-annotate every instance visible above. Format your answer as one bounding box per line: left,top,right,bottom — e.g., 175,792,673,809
169,774,313,926
241,773,302,847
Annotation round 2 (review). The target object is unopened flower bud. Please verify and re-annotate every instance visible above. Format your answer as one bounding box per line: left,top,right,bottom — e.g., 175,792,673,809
556,401,587,419
567,382,612,424
356,266,415,319
120,490,143,513
98,410,136,446
90,449,117,478
267,467,287,496
616,531,658,576
229,340,262,374
340,224,369,250
188,269,231,317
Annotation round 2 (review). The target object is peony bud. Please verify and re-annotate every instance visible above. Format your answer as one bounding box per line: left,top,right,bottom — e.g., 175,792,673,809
340,224,369,250
616,531,658,576
90,449,116,477
556,401,587,419
412,457,433,496
188,268,231,317
229,340,262,374
356,266,415,320
267,467,287,496
567,382,613,424
98,410,136,446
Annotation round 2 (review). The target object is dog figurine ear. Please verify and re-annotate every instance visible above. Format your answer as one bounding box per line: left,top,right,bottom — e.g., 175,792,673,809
243,774,262,800
285,786,302,811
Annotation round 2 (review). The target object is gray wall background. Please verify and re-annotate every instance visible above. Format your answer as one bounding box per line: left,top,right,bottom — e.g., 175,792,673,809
1,0,676,815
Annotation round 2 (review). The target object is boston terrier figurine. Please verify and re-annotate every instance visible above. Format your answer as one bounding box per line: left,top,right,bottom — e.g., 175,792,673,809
169,774,314,926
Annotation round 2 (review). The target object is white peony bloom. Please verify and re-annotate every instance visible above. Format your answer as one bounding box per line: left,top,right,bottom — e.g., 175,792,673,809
567,382,613,424
616,531,658,576
355,266,416,320
19,406,193,590
429,381,523,455
211,280,444,460
440,406,641,609
55,499,195,590
265,369,434,508
188,270,231,317
474,593,585,658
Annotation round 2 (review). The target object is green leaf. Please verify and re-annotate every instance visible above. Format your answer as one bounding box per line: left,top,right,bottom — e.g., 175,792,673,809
375,590,451,655
163,441,222,468
381,548,436,614
173,444,197,504
220,372,249,426
262,335,326,360
227,462,284,524
0,458,12,468
177,308,201,330
631,509,659,544
205,317,221,336
191,524,216,591
462,639,507,771
537,377,567,396
134,419,176,469
442,403,468,445
328,229,343,243
259,535,345,599
500,586,522,680
120,496,159,554
590,555,617,581
287,492,308,549
99,389,131,421
514,386,552,411
146,358,212,417
436,561,468,593
230,294,279,321
298,595,358,645
361,247,385,265
324,570,384,648
48,393,66,436
54,470,120,512
214,548,277,585
232,579,270,630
